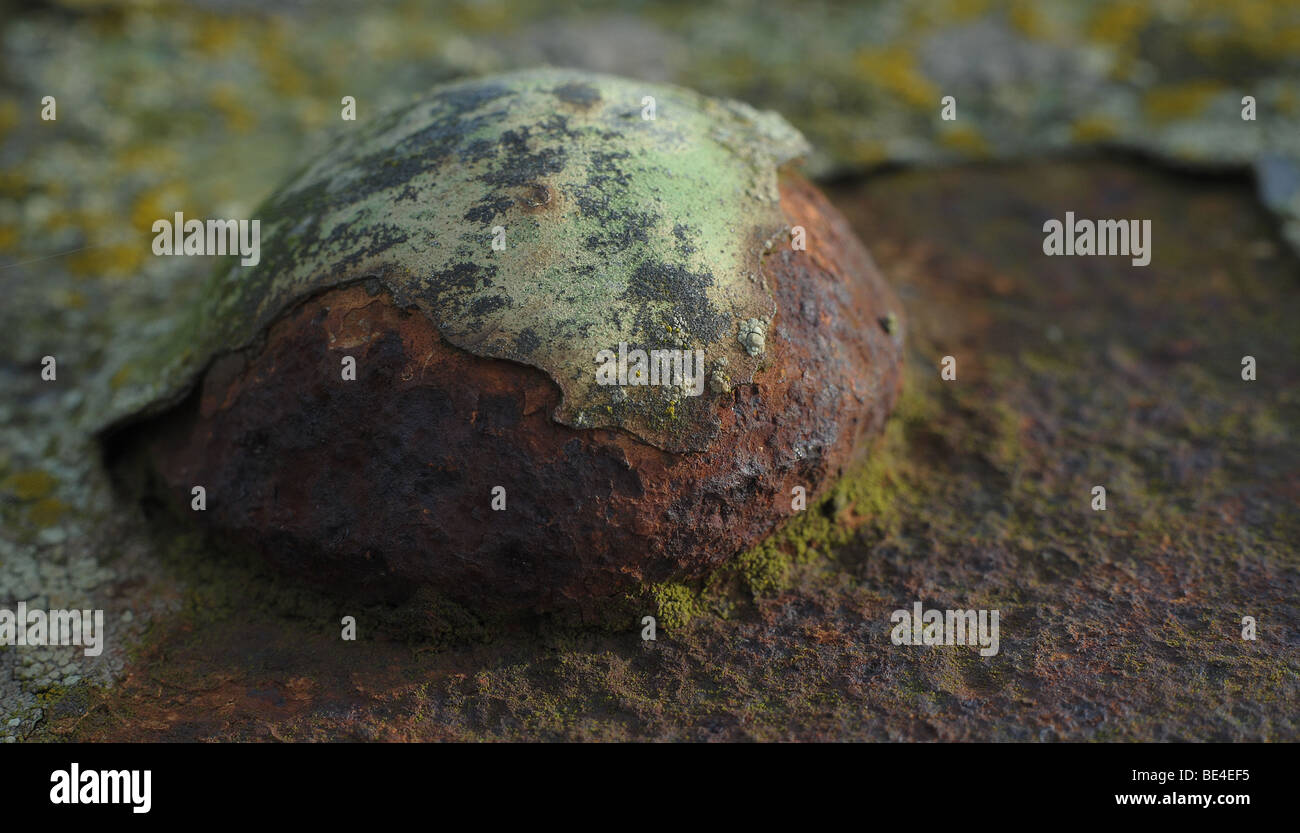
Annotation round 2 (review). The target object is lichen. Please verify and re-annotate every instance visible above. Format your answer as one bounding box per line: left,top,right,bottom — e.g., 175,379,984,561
1,469,56,500
103,69,810,454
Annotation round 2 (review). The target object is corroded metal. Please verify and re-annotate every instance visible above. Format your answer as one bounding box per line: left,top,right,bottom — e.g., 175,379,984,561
116,174,904,609
132,69,810,453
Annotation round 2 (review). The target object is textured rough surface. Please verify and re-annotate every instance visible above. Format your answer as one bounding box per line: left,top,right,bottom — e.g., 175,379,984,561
113,175,904,608
36,160,1299,742
2,1,1297,741
104,69,809,453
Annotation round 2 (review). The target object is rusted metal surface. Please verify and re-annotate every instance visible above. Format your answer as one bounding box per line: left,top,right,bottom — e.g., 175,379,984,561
118,175,903,609
100,70,810,454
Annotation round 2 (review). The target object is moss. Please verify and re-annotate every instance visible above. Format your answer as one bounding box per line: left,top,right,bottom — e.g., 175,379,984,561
631,387,919,629
986,400,1025,472
372,587,493,649
645,582,706,630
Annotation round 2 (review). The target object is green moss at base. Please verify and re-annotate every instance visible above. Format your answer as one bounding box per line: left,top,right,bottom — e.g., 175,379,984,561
638,378,922,631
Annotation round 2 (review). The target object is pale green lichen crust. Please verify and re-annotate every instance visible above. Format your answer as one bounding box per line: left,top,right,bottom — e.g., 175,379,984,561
106,69,809,452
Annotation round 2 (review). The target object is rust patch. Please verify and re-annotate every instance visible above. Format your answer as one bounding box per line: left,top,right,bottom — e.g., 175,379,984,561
115,174,904,611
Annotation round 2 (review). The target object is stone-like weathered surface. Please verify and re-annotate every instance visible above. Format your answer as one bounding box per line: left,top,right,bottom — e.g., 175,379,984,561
40,160,1298,743
114,174,904,609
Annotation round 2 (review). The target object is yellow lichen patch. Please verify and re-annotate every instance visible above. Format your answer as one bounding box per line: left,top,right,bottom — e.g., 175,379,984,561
855,47,939,111
257,24,310,97
451,0,513,33
1186,0,1300,52
209,83,256,133
119,143,181,174
1179,0,1300,61
191,13,245,56
0,96,18,139
28,497,68,528
1279,88,1299,116
130,184,187,234
911,0,991,27
2,469,56,500
0,169,27,198
293,98,331,130
848,138,889,167
1008,0,1048,39
110,364,133,391
939,125,991,157
1071,115,1120,143
1088,0,1151,46
40,209,77,232
68,242,144,278
1143,81,1226,123
1263,25,1300,57
0,225,17,252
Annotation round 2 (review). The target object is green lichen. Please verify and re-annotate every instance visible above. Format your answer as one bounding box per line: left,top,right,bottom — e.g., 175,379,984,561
102,69,809,453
